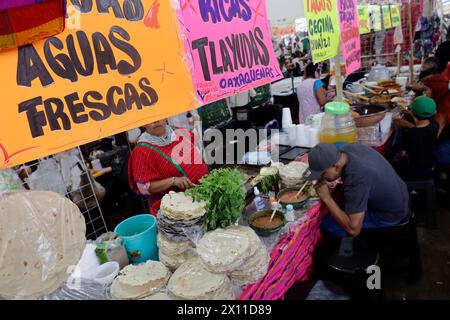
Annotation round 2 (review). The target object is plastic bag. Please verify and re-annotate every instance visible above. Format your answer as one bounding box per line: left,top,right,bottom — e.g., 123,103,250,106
55,149,83,192
95,232,129,270
0,169,24,196
38,279,108,300
26,158,66,195
0,190,86,300
71,169,106,210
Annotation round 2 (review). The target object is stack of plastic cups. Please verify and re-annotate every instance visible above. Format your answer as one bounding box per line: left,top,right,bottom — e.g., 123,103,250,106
308,127,319,148
287,124,297,146
282,108,293,130
296,124,308,147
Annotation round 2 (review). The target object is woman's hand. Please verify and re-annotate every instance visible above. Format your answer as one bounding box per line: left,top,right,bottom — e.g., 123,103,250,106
174,177,195,190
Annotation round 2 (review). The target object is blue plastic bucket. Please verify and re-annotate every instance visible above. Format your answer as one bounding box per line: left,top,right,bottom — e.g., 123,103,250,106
114,214,158,264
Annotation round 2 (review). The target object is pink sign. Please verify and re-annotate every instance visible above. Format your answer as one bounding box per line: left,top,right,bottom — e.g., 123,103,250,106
177,0,283,104
338,0,361,74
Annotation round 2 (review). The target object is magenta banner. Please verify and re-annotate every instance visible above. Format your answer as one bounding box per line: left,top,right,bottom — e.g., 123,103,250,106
177,0,283,104
338,0,361,74
0,0,47,10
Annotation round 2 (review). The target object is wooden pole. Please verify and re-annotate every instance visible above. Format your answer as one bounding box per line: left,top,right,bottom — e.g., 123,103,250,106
408,0,415,82
334,56,343,102
334,44,343,102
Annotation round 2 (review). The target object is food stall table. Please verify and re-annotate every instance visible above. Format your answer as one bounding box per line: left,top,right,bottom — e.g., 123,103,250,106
238,200,328,300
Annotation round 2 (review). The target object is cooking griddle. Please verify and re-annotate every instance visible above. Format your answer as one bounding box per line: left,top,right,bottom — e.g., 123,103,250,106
276,144,292,155
280,147,310,161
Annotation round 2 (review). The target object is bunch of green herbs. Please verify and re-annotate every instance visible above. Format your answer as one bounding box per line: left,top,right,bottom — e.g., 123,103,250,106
187,168,246,231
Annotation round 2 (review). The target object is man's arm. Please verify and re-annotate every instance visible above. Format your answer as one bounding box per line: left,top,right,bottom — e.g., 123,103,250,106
316,182,365,237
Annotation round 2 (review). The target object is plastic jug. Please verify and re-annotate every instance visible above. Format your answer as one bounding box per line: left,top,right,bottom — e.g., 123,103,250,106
319,101,357,148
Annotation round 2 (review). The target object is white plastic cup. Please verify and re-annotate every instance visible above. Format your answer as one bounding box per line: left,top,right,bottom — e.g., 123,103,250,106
92,262,120,287
308,127,319,147
380,113,393,133
396,76,408,90
296,124,308,146
287,125,297,146
282,108,293,129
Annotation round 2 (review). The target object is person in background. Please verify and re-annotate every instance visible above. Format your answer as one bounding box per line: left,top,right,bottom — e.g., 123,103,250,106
293,36,302,55
408,57,450,135
407,57,450,165
393,96,439,180
296,63,333,123
128,119,209,206
286,56,302,77
307,143,410,238
435,40,450,79
301,37,310,53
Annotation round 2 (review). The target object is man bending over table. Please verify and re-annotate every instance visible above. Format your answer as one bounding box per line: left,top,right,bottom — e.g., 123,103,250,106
307,143,410,238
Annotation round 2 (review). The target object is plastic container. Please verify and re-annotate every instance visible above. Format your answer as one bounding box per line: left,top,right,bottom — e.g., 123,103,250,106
92,261,120,287
253,187,266,211
269,196,278,211
368,64,390,82
319,102,357,148
114,214,158,264
285,204,295,222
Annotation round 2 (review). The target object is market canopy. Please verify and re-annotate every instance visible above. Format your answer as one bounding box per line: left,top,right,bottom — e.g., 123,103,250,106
0,0,282,168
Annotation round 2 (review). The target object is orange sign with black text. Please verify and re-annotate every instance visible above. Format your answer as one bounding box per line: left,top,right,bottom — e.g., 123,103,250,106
0,0,196,168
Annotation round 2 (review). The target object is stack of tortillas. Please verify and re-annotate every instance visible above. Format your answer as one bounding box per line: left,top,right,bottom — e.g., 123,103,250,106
167,259,235,300
197,227,251,273
157,233,197,271
196,226,269,287
160,192,206,221
110,260,171,300
158,192,206,242
279,161,308,187
0,191,86,299
228,227,270,287
158,192,205,270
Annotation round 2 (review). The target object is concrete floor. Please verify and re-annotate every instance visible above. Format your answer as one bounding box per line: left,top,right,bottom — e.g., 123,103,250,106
384,203,450,300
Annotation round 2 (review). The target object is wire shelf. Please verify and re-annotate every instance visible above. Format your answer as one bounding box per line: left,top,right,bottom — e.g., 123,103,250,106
7,147,108,240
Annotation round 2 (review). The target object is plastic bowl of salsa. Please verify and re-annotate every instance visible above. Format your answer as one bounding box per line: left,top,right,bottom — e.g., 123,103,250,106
249,210,286,237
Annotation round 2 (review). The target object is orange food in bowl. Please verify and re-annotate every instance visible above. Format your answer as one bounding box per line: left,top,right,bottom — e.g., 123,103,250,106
279,191,307,203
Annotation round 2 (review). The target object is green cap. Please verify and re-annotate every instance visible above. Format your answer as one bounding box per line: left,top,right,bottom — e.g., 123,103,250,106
324,101,350,115
411,96,437,118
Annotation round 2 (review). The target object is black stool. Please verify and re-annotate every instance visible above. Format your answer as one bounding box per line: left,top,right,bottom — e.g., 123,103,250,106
318,235,384,300
362,216,422,283
405,179,437,228
435,164,450,209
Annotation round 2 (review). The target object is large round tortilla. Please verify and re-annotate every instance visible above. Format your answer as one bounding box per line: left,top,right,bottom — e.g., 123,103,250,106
197,228,251,273
111,260,170,300
230,242,270,287
0,191,86,299
167,259,234,300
